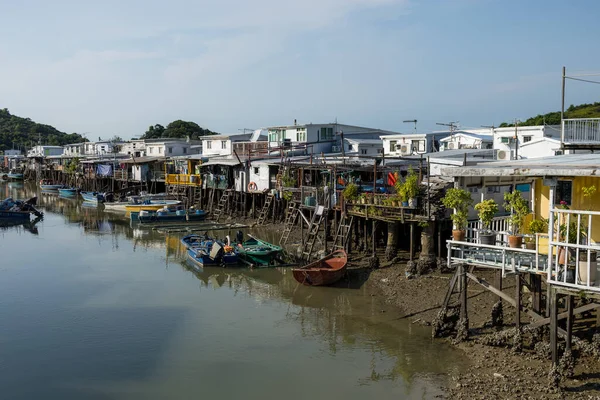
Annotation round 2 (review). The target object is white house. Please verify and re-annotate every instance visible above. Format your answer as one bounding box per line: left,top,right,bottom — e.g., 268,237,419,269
3,149,21,156
342,138,384,156
381,132,448,156
266,122,399,155
201,132,266,157
145,139,201,157
62,143,85,157
27,145,64,157
440,132,493,151
119,139,146,158
517,137,563,159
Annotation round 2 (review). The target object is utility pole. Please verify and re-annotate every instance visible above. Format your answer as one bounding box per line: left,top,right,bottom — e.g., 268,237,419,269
403,119,418,134
514,119,520,160
436,121,458,136
561,66,566,146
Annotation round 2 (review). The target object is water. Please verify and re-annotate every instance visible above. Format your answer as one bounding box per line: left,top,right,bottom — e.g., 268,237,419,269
0,182,466,400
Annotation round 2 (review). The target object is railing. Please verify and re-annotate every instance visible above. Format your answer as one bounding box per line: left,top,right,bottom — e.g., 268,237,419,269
113,170,129,180
466,214,511,244
447,240,547,276
547,208,600,292
562,118,600,144
165,174,202,186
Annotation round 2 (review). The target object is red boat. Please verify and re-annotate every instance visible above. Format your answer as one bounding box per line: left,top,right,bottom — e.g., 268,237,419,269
292,250,348,286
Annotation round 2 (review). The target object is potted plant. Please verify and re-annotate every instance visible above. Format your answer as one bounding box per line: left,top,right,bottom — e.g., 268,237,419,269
342,183,359,202
504,190,529,248
474,199,498,245
526,218,547,250
404,167,420,208
442,188,473,241
359,193,366,204
394,180,408,206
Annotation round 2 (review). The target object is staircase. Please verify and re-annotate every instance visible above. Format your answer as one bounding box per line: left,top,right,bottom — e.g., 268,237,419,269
213,190,233,222
279,201,299,245
301,205,325,260
331,214,353,252
257,194,274,225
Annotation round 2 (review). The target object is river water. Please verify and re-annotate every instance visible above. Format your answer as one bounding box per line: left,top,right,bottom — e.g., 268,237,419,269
0,182,466,400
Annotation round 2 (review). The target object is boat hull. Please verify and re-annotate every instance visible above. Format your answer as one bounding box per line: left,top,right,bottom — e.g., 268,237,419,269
292,250,347,286
235,236,282,266
125,200,182,212
0,210,31,220
186,248,238,267
137,211,207,223
58,188,78,197
80,192,104,203
7,174,24,181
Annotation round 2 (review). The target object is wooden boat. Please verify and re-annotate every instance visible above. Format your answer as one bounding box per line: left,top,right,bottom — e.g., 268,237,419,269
0,197,43,219
183,234,238,267
235,234,282,266
80,191,105,203
124,199,181,212
131,208,208,223
292,250,348,286
58,188,78,197
7,172,24,181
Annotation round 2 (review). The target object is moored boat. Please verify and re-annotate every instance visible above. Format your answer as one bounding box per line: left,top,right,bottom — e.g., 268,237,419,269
183,234,238,267
292,250,348,286
131,207,207,223
235,233,282,266
6,170,24,181
58,188,78,197
40,180,66,191
124,199,182,212
80,191,105,204
0,197,43,219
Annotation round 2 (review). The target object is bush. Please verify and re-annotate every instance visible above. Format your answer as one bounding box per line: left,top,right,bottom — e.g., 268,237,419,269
442,188,473,230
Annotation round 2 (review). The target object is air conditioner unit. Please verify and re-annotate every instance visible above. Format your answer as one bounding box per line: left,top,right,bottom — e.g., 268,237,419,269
282,138,292,148
447,142,456,150
396,144,410,155
332,145,340,152
497,149,510,160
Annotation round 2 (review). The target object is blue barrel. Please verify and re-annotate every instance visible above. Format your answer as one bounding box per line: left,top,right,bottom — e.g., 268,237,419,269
304,196,316,207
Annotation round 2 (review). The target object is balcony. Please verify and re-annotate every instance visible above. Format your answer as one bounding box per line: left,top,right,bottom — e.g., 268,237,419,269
562,118,600,147
166,174,202,186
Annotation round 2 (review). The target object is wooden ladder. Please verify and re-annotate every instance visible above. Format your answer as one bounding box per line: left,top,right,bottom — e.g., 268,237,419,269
301,206,325,260
212,190,232,222
279,201,299,245
331,214,353,252
257,194,274,225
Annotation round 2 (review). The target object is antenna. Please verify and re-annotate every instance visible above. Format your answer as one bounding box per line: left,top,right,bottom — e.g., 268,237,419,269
436,121,458,137
403,119,417,134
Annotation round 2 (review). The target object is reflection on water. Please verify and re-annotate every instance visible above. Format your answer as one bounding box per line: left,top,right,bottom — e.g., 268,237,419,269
0,183,465,399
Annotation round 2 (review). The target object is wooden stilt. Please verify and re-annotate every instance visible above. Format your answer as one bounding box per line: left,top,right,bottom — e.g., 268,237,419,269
566,295,574,352
372,220,376,257
531,274,542,315
409,223,414,261
515,273,521,330
460,264,469,335
550,287,558,365
495,270,503,301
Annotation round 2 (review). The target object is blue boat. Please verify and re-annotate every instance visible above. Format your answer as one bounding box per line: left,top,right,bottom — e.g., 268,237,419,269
181,234,238,267
80,191,105,204
6,171,24,181
58,188,78,197
0,197,43,219
131,208,208,223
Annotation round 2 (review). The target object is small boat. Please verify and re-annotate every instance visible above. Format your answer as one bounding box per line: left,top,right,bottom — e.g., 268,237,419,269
124,199,182,212
292,250,348,286
80,191,105,204
131,207,208,223
0,197,43,219
182,234,238,267
58,188,78,197
235,233,282,266
40,180,66,191
6,170,24,181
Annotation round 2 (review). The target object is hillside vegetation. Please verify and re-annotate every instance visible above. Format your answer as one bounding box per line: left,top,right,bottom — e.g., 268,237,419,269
142,120,218,140
0,108,86,153
499,102,600,127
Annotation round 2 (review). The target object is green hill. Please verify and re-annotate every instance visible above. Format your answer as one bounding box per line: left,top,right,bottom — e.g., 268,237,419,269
0,108,86,153
499,102,600,127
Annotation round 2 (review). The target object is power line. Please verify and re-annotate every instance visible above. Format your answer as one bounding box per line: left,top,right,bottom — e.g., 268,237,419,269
565,76,600,85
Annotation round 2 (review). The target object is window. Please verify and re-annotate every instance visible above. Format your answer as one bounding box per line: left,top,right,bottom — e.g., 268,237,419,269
168,147,173,154
389,140,396,152
297,128,306,141
555,150,563,156
377,148,383,154
254,167,259,174
347,144,353,151
361,149,367,155
221,141,227,149
183,147,187,154
411,140,425,152
206,141,212,149
501,137,510,144
468,187,478,193
555,180,573,206
523,136,532,143
321,127,333,140
149,147,153,154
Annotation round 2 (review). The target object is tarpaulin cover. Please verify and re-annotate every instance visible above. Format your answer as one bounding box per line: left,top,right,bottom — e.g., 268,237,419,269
96,164,113,176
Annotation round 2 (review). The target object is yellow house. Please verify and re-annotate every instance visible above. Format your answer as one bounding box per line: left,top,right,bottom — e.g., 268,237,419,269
165,156,203,186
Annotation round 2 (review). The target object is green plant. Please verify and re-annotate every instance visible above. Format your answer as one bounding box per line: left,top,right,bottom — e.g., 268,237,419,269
282,191,293,202
474,199,499,233
65,157,80,174
442,188,473,230
342,183,359,201
281,172,296,187
403,167,420,199
503,190,529,235
529,218,547,235
560,221,578,244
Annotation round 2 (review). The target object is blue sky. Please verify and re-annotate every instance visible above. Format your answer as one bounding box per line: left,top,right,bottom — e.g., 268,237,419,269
1,0,600,139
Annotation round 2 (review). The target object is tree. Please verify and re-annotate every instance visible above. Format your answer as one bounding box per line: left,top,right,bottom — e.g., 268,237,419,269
143,124,166,139
110,135,124,142
141,120,218,139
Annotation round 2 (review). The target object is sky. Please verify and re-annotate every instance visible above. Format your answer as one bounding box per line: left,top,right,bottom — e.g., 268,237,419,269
1,0,600,139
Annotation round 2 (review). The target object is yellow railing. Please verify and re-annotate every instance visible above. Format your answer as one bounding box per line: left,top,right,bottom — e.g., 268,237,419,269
165,174,202,186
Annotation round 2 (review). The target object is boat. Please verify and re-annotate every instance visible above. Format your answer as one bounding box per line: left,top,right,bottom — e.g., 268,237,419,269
234,233,282,266
0,197,43,220
124,199,182,212
105,194,179,212
58,188,78,197
80,191,105,204
6,170,24,181
131,207,208,223
182,234,239,267
292,250,348,286
40,180,66,191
